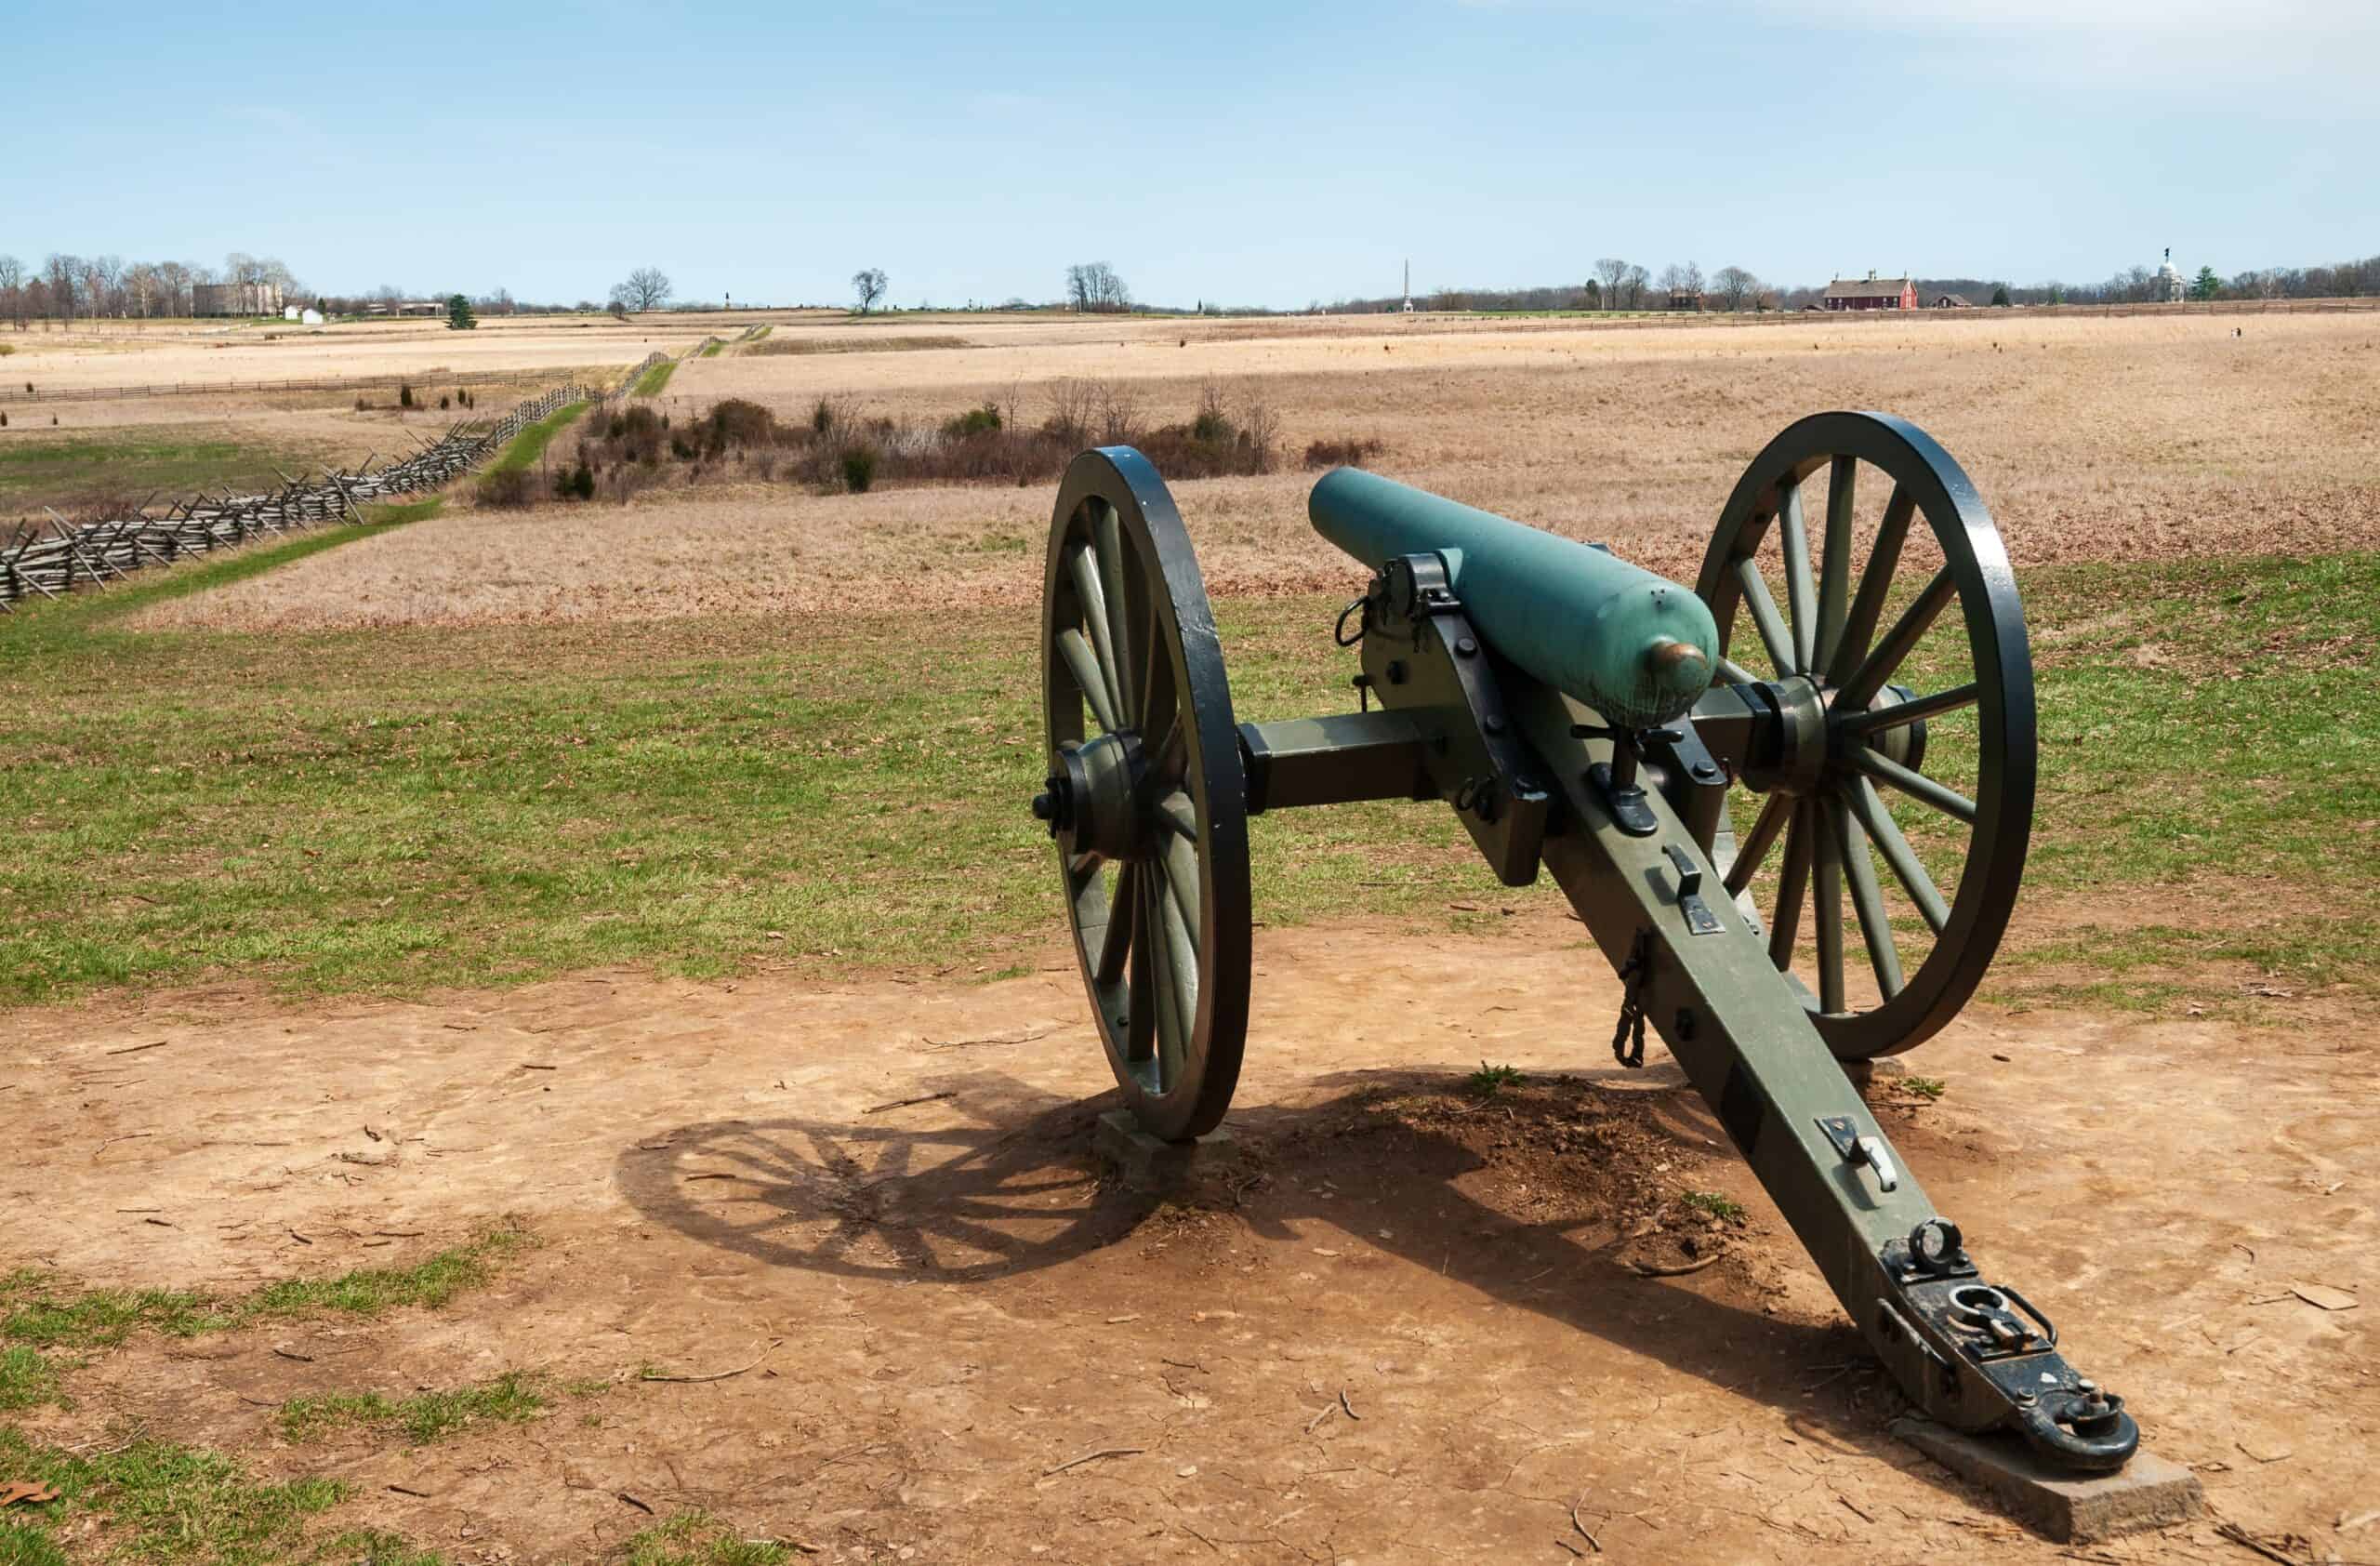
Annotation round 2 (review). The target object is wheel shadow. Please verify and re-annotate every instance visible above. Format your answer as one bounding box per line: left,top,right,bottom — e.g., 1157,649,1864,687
615,1065,1917,1464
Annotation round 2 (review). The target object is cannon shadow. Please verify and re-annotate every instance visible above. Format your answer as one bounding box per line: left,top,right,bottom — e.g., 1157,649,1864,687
614,1065,1917,1466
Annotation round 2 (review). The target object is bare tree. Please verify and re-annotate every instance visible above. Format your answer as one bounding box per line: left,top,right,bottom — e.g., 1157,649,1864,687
0,256,22,331
44,254,80,326
1065,261,1129,312
1622,264,1649,309
851,267,889,312
613,267,673,313
1713,265,1758,312
1594,258,1629,311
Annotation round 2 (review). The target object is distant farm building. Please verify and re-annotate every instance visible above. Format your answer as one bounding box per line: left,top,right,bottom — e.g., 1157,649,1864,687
1667,287,1703,312
192,282,284,317
1822,272,1917,312
1933,293,1974,309
365,299,447,317
299,308,324,325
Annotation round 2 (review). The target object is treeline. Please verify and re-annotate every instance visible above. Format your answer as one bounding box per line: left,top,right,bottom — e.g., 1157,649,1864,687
1326,250,2380,313
0,251,311,327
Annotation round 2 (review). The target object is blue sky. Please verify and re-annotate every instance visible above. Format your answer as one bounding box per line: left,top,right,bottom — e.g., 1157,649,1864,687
4,0,2372,309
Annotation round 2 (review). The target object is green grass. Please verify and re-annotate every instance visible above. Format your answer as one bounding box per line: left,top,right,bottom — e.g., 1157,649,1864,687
631,360,677,396
0,555,2371,1017
278,1371,547,1445
0,1345,62,1412
0,1426,346,1566
481,403,588,475
698,340,723,358
1680,1190,1748,1222
1463,1062,1525,1096
0,433,316,511
625,1510,797,1566
1900,1076,1947,1100
1,1223,533,1349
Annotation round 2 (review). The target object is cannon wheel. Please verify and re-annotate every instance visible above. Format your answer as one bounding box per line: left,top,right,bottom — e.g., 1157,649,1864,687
1037,447,1251,1139
1696,412,2035,1060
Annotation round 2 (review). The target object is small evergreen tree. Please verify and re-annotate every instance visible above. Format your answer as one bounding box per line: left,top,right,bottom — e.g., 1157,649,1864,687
1990,284,2011,307
2191,266,2221,301
447,293,478,330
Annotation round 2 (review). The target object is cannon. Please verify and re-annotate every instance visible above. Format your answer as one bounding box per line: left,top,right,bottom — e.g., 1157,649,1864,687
1028,411,2139,1474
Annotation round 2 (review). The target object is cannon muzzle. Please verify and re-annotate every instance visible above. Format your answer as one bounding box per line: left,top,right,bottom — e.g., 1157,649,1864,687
1309,467,1718,728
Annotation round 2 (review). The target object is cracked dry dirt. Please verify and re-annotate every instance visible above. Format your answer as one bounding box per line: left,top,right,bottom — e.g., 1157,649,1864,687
8,916,2372,1563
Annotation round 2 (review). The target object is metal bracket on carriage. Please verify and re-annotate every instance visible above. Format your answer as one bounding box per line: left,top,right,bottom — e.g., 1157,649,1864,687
1869,1217,2142,1471
1360,551,1552,886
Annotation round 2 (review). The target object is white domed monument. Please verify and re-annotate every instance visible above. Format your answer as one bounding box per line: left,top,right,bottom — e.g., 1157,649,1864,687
2156,246,2186,303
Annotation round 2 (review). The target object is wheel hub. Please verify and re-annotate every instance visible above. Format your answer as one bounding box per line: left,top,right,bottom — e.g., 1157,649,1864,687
1745,677,1926,797
1035,731,1149,862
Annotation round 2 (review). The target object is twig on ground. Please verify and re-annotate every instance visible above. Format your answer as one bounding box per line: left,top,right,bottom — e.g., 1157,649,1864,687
1338,1388,1358,1421
1043,1446,1144,1476
1555,1539,1584,1558
865,1090,956,1114
388,1483,431,1498
926,1028,1051,1050
640,1339,782,1384
1625,1254,1722,1278
104,1040,170,1055
1570,1493,1601,1553
92,1133,152,1160
615,1492,654,1515
2215,1520,2303,1566
271,1347,314,1362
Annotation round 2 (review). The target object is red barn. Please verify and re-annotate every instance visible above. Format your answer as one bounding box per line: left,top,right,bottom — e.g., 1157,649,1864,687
1823,272,1918,312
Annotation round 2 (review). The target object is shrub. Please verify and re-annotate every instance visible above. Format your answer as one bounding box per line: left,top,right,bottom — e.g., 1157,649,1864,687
354,395,370,410
476,469,536,509
841,445,879,494
1190,378,1233,443
669,434,696,461
554,461,596,500
944,401,1001,438
1,411,7,428
399,382,415,409
705,398,780,448
1304,436,1386,469
439,395,451,410
810,396,836,434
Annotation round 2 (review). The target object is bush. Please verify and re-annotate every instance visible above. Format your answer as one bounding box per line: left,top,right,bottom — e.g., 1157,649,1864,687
1,411,7,428
1304,436,1386,469
705,398,780,448
476,469,536,509
841,445,879,494
811,396,836,434
354,395,370,411
944,401,1001,438
553,461,596,500
439,395,451,410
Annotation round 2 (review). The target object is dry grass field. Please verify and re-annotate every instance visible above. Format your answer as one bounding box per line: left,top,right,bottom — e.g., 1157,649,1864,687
4,308,2375,1566
129,310,2380,631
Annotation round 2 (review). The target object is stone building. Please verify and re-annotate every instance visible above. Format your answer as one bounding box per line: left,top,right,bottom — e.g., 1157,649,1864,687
192,282,284,316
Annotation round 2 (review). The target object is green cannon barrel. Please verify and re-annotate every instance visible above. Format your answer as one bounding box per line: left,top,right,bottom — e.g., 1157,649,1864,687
1309,467,1719,728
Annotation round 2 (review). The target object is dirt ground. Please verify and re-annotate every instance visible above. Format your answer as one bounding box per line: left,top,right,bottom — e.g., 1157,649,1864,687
8,915,2371,1564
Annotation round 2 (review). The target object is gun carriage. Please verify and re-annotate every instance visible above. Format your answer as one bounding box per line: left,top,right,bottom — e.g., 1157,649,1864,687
1028,410,2138,1474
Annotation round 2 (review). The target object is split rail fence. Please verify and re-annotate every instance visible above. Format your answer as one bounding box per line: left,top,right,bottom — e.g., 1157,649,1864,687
0,352,671,612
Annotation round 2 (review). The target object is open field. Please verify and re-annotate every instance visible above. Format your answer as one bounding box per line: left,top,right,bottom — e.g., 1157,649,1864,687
4,310,2375,1564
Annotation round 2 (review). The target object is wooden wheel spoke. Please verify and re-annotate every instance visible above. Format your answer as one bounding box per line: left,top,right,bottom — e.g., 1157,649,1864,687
1058,629,1120,733
1146,875,1188,1088
1768,803,1814,971
1092,503,1137,719
1160,819,1202,934
1833,795,1905,999
1715,655,1760,686
1854,745,1977,825
1825,484,1913,687
1066,543,1124,721
1156,790,1197,842
1094,863,1138,986
1813,802,1845,1014
1157,872,1200,1046
1846,776,1951,933
1724,794,1792,897
1841,682,1978,736
1125,889,1156,1065
1777,480,1818,673
1839,565,1954,709
1733,556,1798,676
1815,455,1856,673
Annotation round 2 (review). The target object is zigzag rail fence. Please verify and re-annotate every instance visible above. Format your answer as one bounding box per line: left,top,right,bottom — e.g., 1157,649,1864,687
0,352,671,612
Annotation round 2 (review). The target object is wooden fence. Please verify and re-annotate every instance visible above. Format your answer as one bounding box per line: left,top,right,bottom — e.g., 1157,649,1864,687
0,352,672,612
